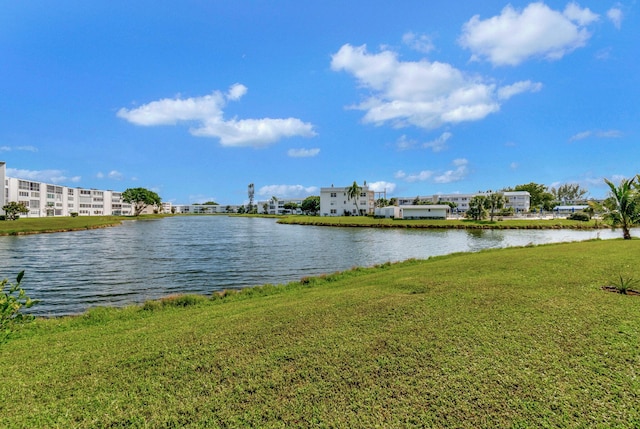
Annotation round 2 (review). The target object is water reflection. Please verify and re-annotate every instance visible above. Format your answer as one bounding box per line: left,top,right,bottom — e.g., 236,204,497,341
0,216,632,316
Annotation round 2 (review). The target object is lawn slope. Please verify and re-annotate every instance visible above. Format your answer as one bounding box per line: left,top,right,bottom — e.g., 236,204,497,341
1,239,639,428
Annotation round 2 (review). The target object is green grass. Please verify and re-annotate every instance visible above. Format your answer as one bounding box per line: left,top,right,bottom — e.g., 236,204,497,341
278,215,606,230
1,240,639,428
0,215,162,235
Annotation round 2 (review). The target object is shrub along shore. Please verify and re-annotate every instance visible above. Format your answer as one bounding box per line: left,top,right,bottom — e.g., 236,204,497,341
1,239,639,428
278,214,607,229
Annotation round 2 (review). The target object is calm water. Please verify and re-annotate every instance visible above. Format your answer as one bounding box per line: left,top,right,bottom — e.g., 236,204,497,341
0,216,632,316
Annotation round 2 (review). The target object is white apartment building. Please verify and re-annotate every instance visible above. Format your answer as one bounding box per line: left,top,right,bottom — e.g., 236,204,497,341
256,198,304,215
2,161,133,217
320,184,375,216
397,191,531,214
0,162,6,213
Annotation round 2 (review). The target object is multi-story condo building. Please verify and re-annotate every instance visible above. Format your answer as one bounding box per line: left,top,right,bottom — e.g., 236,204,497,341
320,183,375,216
396,191,531,213
1,161,134,217
256,198,304,215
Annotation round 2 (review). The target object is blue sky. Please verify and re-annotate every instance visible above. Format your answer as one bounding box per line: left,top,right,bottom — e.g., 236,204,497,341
1,1,637,204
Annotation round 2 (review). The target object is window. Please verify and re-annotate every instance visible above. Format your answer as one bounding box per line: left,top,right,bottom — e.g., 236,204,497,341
330,192,337,197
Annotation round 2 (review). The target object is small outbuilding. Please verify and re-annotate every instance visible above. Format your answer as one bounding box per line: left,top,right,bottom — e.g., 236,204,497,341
375,205,449,219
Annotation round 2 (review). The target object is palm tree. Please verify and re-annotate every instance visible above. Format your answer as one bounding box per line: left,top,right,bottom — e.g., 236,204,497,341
487,192,507,221
346,181,362,216
600,177,640,240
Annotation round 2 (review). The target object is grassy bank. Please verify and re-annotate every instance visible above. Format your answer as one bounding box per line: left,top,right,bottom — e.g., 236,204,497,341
278,215,606,230
1,239,639,427
0,215,159,235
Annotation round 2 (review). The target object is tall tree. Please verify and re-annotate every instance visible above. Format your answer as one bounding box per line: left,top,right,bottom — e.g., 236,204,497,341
247,183,255,214
121,188,162,216
486,193,507,221
550,183,589,204
504,182,554,211
346,181,362,216
466,195,488,220
598,177,640,240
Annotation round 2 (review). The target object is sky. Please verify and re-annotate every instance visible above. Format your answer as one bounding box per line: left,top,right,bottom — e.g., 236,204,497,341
1,1,638,204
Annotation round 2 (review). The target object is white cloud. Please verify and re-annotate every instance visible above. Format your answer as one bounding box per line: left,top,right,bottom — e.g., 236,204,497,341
459,2,599,66
368,181,396,193
395,158,469,184
569,129,623,142
510,162,519,170
607,7,623,29
97,170,124,180
423,132,452,152
395,135,417,150
257,184,319,199
433,158,469,184
497,80,543,100
117,85,316,147
331,43,538,130
287,148,320,158
402,32,435,53
108,170,124,180
397,170,434,183
7,168,81,184
0,145,38,152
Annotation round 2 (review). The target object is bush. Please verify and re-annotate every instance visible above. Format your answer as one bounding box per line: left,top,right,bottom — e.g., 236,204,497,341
70,212,79,217
567,211,591,221
1,271,38,344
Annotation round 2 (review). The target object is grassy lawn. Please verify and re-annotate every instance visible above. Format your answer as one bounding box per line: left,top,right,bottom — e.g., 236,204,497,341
278,215,606,230
1,239,639,428
0,215,141,235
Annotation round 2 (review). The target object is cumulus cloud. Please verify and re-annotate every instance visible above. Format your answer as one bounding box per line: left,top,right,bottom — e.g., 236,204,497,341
459,2,599,66
7,168,81,184
569,129,623,142
434,158,469,184
287,148,320,158
402,32,435,53
331,44,539,130
368,181,397,193
395,158,469,184
117,84,316,147
257,184,319,199
607,7,623,29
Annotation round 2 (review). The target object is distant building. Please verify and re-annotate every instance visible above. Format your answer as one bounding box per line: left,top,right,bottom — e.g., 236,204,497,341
397,191,531,214
375,205,449,219
0,161,6,213
2,161,133,217
256,198,304,215
320,184,375,216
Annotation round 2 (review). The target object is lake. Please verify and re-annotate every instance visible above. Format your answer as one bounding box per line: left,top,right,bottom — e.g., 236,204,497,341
0,216,632,316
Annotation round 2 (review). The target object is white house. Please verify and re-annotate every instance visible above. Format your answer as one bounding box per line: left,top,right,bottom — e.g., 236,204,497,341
320,184,375,216
375,205,449,219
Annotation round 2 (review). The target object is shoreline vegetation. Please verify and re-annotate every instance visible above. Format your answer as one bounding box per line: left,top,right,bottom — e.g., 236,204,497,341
1,239,639,427
276,214,607,229
0,213,608,236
